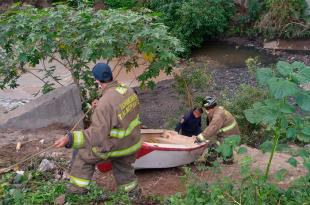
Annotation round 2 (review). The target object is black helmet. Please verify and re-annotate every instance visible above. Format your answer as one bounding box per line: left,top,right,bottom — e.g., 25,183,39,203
202,96,217,109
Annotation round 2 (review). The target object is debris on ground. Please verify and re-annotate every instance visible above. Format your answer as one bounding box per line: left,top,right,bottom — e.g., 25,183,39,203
55,194,66,205
38,159,55,172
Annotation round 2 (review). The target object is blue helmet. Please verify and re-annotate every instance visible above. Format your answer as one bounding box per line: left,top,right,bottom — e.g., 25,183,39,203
92,63,113,82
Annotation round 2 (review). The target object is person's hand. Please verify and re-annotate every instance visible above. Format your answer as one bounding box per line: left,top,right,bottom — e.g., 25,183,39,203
54,135,69,148
92,99,99,109
195,134,206,144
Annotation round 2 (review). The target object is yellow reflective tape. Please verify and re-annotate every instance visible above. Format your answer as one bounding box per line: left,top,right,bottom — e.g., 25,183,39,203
110,115,141,138
118,94,139,120
72,131,85,149
197,133,206,142
116,86,128,95
69,175,90,188
92,139,142,160
119,180,138,192
219,120,237,133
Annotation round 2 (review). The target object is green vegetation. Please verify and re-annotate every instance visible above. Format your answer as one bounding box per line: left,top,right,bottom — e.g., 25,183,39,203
173,63,212,108
0,4,182,106
0,170,133,204
146,0,235,53
220,84,268,147
257,0,310,39
169,171,310,205
245,61,310,178
232,0,310,39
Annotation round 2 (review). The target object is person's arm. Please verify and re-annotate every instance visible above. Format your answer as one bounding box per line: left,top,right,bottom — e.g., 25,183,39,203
197,110,225,142
175,116,185,133
54,101,117,149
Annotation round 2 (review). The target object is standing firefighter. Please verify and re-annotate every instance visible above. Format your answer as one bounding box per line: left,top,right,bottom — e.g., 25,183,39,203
196,96,240,164
54,63,142,197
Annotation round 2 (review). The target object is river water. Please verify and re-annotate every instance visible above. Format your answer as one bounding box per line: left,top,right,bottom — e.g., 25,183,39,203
191,41,275,69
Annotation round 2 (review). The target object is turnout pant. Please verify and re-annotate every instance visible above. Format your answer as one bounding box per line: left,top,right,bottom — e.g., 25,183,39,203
69,148,137,191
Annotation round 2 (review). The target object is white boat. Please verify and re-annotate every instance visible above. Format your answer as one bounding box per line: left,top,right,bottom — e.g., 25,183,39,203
97,129,208,172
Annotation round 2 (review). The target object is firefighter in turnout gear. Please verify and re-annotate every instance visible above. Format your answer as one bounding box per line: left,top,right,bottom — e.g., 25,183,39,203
54,63,142,197
196,96,240,164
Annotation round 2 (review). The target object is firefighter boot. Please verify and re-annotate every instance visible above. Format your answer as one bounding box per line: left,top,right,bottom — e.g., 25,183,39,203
128,186,143,201
205,143,219,166
223,156,234,165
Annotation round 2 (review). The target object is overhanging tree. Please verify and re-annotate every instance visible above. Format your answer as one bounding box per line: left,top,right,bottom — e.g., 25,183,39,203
0,5,183,105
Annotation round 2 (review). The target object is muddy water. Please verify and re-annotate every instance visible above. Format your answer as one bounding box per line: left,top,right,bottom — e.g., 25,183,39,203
191,41,276,69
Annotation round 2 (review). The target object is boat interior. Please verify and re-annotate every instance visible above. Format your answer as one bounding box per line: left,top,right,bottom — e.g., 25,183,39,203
141,129,197,145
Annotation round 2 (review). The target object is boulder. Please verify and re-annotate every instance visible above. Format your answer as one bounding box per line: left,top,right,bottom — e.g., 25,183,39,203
0,84,83,129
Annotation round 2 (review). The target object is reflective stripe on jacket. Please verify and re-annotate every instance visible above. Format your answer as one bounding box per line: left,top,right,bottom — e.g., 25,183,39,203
72,81,141,159
201,106,240,141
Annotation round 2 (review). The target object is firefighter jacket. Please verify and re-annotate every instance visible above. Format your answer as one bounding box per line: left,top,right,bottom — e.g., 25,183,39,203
67,81,141,160
197,106,240,142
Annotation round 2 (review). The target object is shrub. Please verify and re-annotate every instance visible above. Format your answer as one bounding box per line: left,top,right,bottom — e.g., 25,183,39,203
147,0,235,53
0,5,182,107
169,172,310,205
104,0,137,9
219,84,268,147
257,0,310,39
173,63,213,109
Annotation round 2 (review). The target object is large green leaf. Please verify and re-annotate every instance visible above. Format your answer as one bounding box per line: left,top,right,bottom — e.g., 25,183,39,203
244,108,262,124
291,61,310,84
296,93,310,112
244,102,279,125
217,143,233,158
301,127,310,136
237,147,248,154
286,127,297,140
267,78,299,99
279,102,295,114
276,61,293,77
297,134,310,143
260,140,273,153
303,160,310,172
256,68,273,87
223,135,241,147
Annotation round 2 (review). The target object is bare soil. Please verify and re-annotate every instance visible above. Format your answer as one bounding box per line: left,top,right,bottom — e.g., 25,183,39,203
0,126,307,199
94,145,307,195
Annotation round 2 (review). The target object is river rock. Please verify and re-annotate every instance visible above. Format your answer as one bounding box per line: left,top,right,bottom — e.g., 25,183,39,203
38,159,55,172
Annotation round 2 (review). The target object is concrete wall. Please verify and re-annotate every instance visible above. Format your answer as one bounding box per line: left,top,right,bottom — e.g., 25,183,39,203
0,84,83,129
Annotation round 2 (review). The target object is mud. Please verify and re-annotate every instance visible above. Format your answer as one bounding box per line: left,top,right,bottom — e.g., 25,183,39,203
0,126,67,168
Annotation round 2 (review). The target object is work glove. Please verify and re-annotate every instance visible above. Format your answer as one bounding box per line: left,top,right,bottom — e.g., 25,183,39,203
195,133,206,143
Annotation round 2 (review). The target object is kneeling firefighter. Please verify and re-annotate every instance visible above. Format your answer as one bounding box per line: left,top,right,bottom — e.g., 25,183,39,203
196,96,240,164
54,63,142,197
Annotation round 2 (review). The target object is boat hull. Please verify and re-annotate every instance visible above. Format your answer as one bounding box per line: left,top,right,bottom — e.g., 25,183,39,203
96,130,207,172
